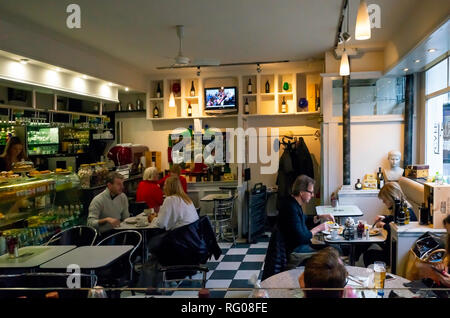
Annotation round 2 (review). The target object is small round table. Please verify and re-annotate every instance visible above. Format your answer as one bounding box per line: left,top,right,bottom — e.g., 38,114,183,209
260,266,415,298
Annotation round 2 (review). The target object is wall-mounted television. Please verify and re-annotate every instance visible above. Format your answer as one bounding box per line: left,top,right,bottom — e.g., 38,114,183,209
204,86,237,114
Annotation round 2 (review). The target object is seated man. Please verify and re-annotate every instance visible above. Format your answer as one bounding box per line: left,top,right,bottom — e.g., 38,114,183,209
277,175,336,267
87,172,129,236
299,247,354,298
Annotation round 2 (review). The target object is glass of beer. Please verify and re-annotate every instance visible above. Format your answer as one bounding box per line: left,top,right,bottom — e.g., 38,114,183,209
373,261,386,289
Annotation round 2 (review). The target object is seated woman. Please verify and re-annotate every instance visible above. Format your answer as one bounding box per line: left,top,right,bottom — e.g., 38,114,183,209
136,167,163,212
277,175,336,268
363,182,417,266
149,176,198,231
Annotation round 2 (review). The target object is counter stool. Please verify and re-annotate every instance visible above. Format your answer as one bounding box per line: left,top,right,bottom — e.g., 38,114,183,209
212,195,236,246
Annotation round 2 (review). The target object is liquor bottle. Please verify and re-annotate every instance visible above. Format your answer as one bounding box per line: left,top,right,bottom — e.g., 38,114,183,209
377,167,384,189
355,179,362,190
153,105,159,118
187,101,192,117
393,199,401,224
190,81,195,96
315,84,320,111
244,98,249,114
247,79,252,94
404,202,410,225
419,203,429,225
281,97,287,113
398,201,406,225
429,188,434,225
265,80,270,93
156,83,162,98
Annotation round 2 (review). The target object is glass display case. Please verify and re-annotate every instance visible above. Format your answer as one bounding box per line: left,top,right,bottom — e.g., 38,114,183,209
0,173,82,254
27,126,59,155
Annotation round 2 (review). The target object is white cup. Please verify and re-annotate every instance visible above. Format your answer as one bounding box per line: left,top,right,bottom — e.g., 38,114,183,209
136,216,147,226
331,229,338,240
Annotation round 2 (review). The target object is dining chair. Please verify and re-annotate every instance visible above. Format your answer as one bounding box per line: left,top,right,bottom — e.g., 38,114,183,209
211,195,236,245
44,225,98,246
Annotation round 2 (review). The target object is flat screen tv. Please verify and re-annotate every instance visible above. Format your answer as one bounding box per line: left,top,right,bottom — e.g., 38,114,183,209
204,87,237,114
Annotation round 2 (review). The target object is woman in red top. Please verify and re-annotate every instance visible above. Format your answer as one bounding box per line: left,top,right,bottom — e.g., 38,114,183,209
136,167,164,212
158,164,187,193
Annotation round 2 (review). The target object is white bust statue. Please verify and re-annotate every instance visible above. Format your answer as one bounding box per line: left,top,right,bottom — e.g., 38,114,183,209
383,150,404,182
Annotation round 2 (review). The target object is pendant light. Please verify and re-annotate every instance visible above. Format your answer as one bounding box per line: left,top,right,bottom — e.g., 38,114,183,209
355,0,371,40
340,49,350,76
169,92,175,107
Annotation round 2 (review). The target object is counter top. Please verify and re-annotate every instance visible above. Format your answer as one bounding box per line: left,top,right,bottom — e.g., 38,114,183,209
390,222,447,234
81,174,142,191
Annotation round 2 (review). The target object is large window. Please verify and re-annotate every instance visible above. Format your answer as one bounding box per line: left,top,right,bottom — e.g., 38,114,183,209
425,57,450,176
332,77,405,117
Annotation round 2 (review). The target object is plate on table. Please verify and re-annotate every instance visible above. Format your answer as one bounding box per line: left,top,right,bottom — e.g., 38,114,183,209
135,222,149,227
124,217,137,224
369,229,381,236
322,226,343,236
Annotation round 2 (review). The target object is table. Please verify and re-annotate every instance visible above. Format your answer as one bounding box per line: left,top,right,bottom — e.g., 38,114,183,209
115,214,157,263
0,246,76,273
322,230,387,265
260,266,415,298
200,193,232,201
316,205,363,224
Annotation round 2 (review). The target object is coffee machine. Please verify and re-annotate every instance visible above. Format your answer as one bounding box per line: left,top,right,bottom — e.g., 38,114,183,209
107,144,149,174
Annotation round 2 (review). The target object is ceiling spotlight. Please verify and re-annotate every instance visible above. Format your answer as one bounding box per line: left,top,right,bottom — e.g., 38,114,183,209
403,68,409,72
256,63,261,73
197,67,201,77
125,87,129,92
108,82,113,86
19,59,29,65
414,59,421,63
337,34,344,45
82,75,88,79
427,48,436,53
342,32,351,42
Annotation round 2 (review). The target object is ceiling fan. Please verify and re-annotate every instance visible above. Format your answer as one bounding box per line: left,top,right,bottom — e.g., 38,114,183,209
157,25,290,70
156,25,221,70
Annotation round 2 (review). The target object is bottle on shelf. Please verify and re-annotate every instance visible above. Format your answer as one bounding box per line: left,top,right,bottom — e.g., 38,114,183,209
156,82,162,98
393,199,401,224
429,188,434,225
153,105,159,118
265,80,270,93
187,101,192,117
247,79,252,94
281,97,287,113
377,167,384,189
244,98,249,114
315,84,320,112
355,179,362,190
419,203,429,225
403,202,410,225
190,81,196,96
398,201,406,225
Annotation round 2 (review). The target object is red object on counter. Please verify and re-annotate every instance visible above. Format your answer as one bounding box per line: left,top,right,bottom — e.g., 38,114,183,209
136,180,164,209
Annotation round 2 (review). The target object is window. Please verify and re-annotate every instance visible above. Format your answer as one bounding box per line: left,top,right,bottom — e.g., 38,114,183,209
425,57,450,177
332,77,405,117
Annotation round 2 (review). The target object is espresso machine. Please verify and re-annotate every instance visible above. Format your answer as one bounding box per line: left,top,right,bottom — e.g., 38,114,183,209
107,143,149,175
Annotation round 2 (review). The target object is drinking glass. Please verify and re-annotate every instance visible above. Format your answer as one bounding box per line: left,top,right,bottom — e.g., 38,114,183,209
373,261,386,289
88,286,107,298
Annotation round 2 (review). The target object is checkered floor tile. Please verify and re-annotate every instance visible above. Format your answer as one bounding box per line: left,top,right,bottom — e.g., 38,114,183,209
164,235,270,298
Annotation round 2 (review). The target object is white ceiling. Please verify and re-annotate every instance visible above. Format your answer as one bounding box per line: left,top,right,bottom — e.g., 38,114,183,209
0,0,422,74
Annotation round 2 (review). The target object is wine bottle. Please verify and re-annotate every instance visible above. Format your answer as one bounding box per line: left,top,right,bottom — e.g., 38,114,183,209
247,79,252,94
153,105,159,118
187,101,192,117
315,84,320,111
190,81,195,97
244,98,249,114
156,83,161,98
355,179,362,190
377,167,384,189
281,97,287,113
265,80,270,93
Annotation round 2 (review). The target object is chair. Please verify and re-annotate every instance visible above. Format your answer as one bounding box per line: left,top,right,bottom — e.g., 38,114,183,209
45,225,97,246
261,226,288,281
129,201,148,217
0,272,97,298
95,230,142,289
159,265,209,293
212,195,236,245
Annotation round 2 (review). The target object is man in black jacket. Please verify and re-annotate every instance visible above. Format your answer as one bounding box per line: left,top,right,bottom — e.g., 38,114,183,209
278,175,336,268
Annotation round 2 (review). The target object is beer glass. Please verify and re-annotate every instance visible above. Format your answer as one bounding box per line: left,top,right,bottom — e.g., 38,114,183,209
373,261,386,289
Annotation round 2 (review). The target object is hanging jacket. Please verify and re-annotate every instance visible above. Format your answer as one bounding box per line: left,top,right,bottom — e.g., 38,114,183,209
292,137,314,179
276,147,295,200
148,215,221,266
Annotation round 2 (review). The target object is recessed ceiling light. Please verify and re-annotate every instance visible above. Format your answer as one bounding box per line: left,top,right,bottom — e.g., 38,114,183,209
55,67,61,72
403,68,409,72
19,59,28,65
427,48,436,53
108,82,113,86
82,75,88,79
125,87,129,92
414,59,421,63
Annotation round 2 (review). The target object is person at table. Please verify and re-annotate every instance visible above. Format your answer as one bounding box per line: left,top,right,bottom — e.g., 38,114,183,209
362,182,417,266
158,164,187,193
0,137,27,171
136,167,163,212
87,172,130,235
148,176,198,231
277,175,336,267
299,247,356,298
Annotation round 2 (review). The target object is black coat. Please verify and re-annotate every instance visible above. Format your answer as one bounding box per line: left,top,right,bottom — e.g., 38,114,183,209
148,215,221,266
261,225,288,281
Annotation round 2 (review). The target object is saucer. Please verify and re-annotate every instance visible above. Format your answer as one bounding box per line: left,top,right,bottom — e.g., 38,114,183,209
325,234,341,241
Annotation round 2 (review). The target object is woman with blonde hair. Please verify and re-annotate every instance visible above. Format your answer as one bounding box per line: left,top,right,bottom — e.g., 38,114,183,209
136,167,163,212
149,176,198,231
362,182,417,266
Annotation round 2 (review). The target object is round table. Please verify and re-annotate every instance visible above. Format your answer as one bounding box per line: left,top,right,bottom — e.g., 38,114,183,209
260,266,415,298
